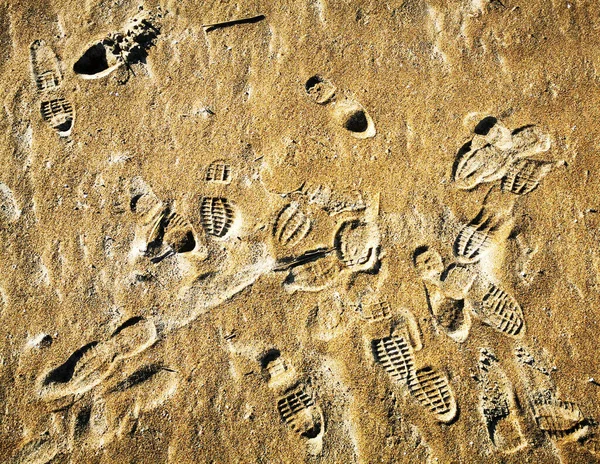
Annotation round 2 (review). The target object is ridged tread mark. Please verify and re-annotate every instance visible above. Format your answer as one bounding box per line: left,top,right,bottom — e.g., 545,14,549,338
454,214,497,263
30,39,62,92
479,285,524,337
200,197,235,237
407,367,457,423
274,203,311,248
277,385,323,439
373,335,415,382
40,98,74,136
205,160,232,184
532,396,588,438
359,299,392,321
501,159,554,195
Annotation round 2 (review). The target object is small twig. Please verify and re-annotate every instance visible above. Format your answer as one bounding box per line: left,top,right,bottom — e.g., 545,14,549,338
202,14,265,32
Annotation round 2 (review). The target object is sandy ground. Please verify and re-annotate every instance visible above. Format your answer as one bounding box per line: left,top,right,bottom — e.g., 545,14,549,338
2,1,600,462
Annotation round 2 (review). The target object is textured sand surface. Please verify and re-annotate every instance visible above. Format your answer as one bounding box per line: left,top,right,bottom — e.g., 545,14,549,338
2,1,600,462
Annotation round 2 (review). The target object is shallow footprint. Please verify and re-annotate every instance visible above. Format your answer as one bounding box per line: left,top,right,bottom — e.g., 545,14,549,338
40,317,157,399
477,349,526,453
29,40,62,92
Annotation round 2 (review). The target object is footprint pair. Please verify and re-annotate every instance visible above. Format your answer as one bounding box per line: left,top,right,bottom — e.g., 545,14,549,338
261,350,325,456
453,117,560,192
304,75,376,139
39,316,157,401
414,245,524,343
371,309,458,424
29,40,74,137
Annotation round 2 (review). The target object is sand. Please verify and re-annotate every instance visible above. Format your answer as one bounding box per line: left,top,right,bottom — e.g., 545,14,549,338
2,1,600,462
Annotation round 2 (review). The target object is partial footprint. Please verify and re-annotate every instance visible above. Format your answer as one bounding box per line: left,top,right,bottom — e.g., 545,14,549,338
413,247,472,343
273,202,312,249
200,197,236,238
453,206,510,264
500,159,556,195
453,118,551,190
301,182,366,215
477,349,526,453
39,97,74,137
205,159,233,184
356,292,393,322
407,367,457,423
334,218,379,269
277,384,325,454
9,432,62,464
304,74,376,139
0,182,21,223
283,251,342,293
29,40,62,92
305,75,336,105
470,281,525,338
41,317,157,399
531,391,591,441
333,98,376,139
74,10,161,80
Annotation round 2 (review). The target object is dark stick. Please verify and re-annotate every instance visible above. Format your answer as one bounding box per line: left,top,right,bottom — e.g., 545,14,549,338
203,14,266,32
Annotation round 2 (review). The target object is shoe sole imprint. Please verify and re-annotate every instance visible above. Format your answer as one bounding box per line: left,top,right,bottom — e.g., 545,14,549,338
205,159,232,184
30,40,62,92
277,384,324,440
200,197,235,238
478,349,526,453
372,335,415,383
501,159,555,195
407,367,457,423
40,97,74,137
274,203,311,248
474,284,524,337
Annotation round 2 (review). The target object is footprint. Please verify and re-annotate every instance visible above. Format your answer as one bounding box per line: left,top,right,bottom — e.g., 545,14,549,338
283,251,343,293
407,367,457,423
301,182,366,215
143,208,199,262
477,349,526,453
73,9,161,80
453,118,551,191
40,97,74,137
530,391,591,441
334,218,379,269
500,159,556,195
307,294,347,342
205,159,233,184
101,363,178,439
261,349,296,391
30,39,75,137
372,334,416,383
333,98,376,139
200,197,236,238
41,316,157,399
277,384,325,452
453,207,509,264
0,182,21,223
29,40,62,92
273,202,312,248
9,433,62,464
413,247,473,343
261,351,324,455
468,277,525,338
305,75,336,105
304,74,376,139
356,293,392,322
